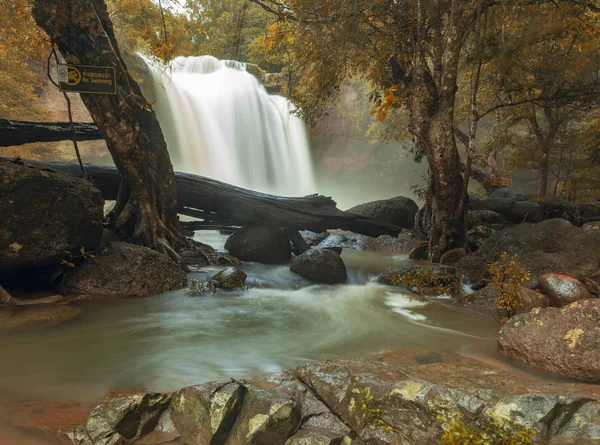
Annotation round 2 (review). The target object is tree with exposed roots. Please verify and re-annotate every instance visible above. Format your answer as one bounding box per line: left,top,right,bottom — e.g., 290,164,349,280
32,0,185,256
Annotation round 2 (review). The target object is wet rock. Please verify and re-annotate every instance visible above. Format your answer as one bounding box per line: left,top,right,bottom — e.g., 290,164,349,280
490,188,530,201
136,409,179,444
408,242,429,260
0,160,104,273
472,197,516,215
505,201,545,224
317,232,368,251
290,249,347,284
538,273,592,307
225,225,292,264
457,219,600,287
536,195,579,224
378,264,460,296
300,231,330,247
0,303,82,331
177,239,214,267
454,286,550,317
103,393,171,442
210,267,247,290
226,384,301,445
0,284,11,305
347,196,418,229
498,299,600,382
440,248,467,266
62,242,187,298
171,381,245,444
467,210,508,228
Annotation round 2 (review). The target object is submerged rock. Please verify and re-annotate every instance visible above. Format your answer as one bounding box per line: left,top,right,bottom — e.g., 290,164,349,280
0,160,104,273
538,273,592,307
457,219,600,287
210,267,247,290
498,299,600,382
347,196,419,229
225,225,292,264
62,242,187,298
290,249,347,284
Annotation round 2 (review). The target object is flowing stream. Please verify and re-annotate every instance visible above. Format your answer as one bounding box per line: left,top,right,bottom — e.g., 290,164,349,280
0,232,504,405
145,55,315,196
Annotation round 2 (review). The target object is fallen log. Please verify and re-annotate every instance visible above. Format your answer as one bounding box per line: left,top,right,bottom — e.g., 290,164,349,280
0,119,103,146
18,160,403,237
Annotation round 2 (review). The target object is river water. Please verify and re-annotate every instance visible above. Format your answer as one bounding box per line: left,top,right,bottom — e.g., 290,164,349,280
0,232,504,406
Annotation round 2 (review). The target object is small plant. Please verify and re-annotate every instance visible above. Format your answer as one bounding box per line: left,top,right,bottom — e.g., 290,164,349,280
390,268,461,298
488,253,531,322
438,411,536,445
60,247,96,275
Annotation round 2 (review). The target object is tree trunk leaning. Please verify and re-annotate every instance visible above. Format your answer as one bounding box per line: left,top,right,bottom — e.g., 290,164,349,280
32,0,184,253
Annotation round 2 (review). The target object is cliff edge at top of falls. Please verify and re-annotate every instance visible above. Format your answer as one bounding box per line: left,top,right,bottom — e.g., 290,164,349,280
8,349,600,445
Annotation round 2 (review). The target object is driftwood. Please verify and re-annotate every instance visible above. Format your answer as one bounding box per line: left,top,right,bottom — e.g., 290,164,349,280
22,160,402,237
0,119,103,146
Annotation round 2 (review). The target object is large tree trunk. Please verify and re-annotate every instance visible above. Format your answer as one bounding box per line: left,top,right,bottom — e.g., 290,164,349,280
19,160,403,237
0,119,103,146
32,0,184,253
409,1,468,260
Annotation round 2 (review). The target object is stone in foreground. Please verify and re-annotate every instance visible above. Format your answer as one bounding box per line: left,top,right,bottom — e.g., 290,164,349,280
62,242,187,298
498,299,600,382
0,160,104,272
290,249,347,284
225,225,292,264
18,350,600,444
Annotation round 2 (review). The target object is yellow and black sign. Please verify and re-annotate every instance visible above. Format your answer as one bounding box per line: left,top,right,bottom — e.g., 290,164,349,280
57,64,116,95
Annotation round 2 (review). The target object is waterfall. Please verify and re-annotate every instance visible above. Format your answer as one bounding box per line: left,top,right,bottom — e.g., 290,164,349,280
144,55,316,196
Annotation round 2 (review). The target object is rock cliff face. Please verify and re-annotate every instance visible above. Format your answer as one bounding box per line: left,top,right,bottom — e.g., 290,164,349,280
18,350,600,445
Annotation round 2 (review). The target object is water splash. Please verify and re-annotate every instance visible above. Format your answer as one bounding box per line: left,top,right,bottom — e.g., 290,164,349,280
145,55,316,196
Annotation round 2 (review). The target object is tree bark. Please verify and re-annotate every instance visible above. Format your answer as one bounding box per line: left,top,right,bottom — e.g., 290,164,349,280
0,119,103,146
409,0,468,260
21,160,403,237
32,0,184,253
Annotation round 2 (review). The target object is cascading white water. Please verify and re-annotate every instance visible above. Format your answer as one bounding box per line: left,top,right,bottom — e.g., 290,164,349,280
145,55,316,196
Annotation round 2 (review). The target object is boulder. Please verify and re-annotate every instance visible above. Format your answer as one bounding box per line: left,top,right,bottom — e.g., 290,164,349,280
577,201,600,219
454,285,550,316
290,249,347,284
300,231,329,247
364,232,418,253
0,160,104,272
210,267,247,290
538,273,592,307
504,201,545,224
347,196,419,229
457,219,600,287
62,242,187,298
467,210,507,228
498,299,600,382
489,187,530,201
467,225,497,252
471,197,516,215
439,248,467,266
408,242,429,260
536,195,579,223
316,232,367,251
377,264,460,296
225,225,292,264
